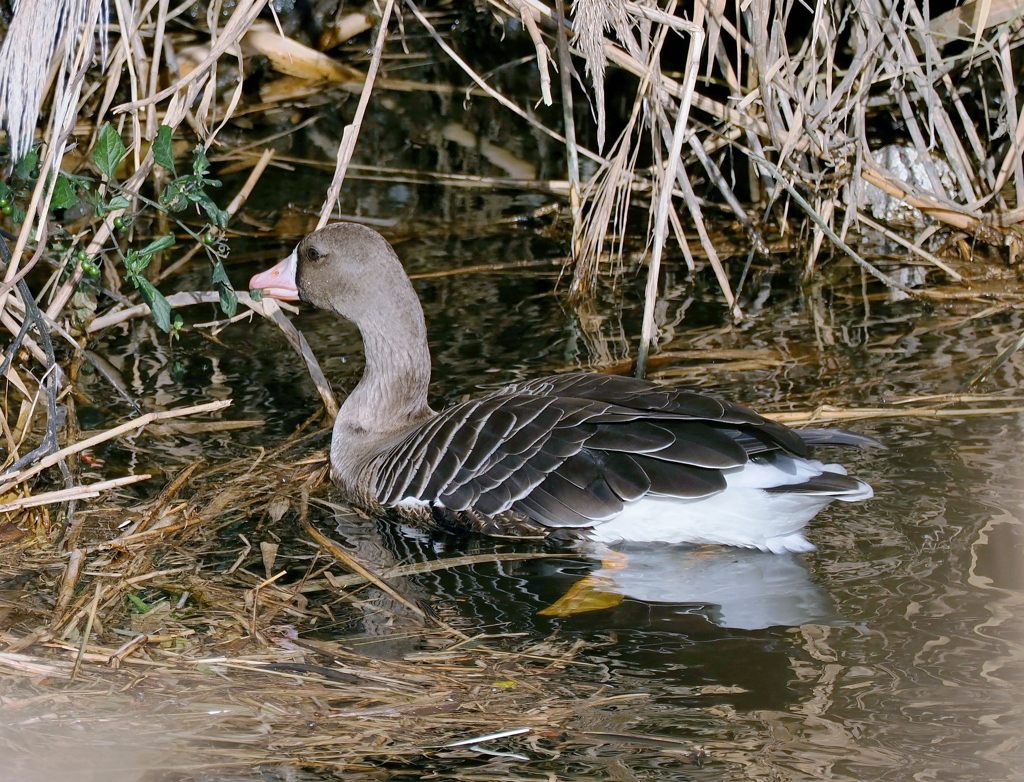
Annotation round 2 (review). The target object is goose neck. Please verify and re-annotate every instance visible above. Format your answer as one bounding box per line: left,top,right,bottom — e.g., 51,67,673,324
339,305,433,434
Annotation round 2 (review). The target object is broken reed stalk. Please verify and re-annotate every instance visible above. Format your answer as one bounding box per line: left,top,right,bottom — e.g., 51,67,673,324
636,12,705,377
554,0,584,258
764,405,1024,424
70,581,101,680
317,0,396,228
0,474,152,515
225,148,276,218
0,400,229,495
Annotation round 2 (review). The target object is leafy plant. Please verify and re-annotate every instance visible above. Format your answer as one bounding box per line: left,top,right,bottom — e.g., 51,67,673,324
0,155,32,223
211,258,237,317
93,123,127,181
152,124,176,176
125,592,151,614
157,144,229,228
124,235,176,332
13,147,38,180
50,174,78,210
0,123,236,338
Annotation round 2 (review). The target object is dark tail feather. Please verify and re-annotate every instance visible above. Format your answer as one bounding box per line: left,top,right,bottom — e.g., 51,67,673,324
765,472,869,495
798,428,885,450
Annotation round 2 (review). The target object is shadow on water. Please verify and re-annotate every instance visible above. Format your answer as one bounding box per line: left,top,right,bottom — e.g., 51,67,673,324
4,219,1024,781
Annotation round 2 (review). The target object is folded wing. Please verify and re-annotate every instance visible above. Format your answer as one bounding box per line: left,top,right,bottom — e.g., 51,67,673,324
366,374,847,529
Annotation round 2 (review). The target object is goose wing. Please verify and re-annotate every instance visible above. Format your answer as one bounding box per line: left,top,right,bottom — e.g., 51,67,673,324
367,375,811,528
498,372,810,456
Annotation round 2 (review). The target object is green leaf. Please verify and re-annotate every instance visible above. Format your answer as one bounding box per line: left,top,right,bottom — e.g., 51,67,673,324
141,234,175,257
249,287,263,302
211,259,231,286
123,249,149,277
14,149,38,179
94,123,127,180
126,592,150,613
197,193,229,228
107,195,131,211
192,145,210,177
153,125,175,174
87,192,107,217
218,285,238,318
211,260,237,317
159,178,190,212
0,181,10,199
135,277,173,332
50,174,77,210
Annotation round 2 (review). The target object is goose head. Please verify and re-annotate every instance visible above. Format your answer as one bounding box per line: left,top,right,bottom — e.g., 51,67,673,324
249,222,421,326
249,222,434,442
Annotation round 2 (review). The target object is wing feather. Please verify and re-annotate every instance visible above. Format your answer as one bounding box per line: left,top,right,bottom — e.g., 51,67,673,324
513,490,594,527
366,372,869,531
629,454,727,497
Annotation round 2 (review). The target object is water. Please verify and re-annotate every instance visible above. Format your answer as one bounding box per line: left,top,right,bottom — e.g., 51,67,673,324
11,225,1024,781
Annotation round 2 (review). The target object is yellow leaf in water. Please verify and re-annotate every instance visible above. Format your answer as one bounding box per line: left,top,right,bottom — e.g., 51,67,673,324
538,576,624,617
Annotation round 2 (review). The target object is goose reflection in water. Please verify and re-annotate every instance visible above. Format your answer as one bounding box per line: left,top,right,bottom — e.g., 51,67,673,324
539,543,839,631
329,511,839,639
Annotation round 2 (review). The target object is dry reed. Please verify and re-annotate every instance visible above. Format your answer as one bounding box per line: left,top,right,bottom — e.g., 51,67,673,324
0,0,1019,480
0,5,1022,770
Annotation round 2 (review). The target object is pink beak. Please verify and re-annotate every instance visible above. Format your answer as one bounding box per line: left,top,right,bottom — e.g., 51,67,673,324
250,248,300,300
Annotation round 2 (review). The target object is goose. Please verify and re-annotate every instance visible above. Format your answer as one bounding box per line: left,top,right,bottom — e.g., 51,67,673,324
250,223,878,554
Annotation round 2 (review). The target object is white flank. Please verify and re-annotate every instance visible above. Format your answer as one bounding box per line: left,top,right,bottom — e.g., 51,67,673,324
395,496,432,512
589,457,873,553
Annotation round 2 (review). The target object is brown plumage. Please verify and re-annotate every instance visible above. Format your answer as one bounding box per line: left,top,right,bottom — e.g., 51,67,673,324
250,223,879,552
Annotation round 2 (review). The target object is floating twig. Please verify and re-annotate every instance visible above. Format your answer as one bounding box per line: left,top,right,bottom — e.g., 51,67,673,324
0,474,151,515
764,405,1024,424
0,400,230,494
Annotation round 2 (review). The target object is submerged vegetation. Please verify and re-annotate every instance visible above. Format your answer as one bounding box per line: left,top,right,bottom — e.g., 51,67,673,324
0,0,1023,777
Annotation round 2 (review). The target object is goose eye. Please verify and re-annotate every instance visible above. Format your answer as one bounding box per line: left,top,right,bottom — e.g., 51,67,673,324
305,246,324,263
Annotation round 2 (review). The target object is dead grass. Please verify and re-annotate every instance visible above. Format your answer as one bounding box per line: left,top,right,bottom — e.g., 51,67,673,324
0,421,627,776
0,0,1020,500
0,3,1023,771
